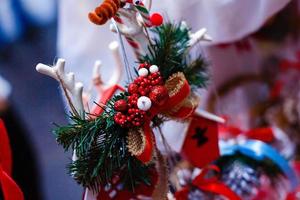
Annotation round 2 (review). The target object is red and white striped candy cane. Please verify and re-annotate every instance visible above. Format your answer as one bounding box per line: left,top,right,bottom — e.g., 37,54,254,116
134,2,152,27
113,14,144,58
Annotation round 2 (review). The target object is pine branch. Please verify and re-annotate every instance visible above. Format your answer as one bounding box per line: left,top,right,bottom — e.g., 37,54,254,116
140,22,208,88
54,96,153,192
183,55,209,89
67,123,153,191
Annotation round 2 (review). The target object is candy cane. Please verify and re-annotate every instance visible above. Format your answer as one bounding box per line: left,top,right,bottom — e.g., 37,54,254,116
112,14,145,58
125,36,143,58
134,3,152,27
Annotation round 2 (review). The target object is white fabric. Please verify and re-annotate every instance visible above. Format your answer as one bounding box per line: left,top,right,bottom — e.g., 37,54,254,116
151,0,291,43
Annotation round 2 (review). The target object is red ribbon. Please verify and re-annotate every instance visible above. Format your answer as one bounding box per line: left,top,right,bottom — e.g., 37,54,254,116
219,124,275,143
170,105,196,119
92,85,125,116
217,40,251,52
162,77,190,111
0,119,24,200
246,127,274,143
280,59,300,72
135,121,154,164
175,165,241,200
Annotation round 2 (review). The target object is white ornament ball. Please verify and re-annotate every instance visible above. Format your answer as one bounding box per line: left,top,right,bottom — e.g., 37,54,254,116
138,68,149,77
149,65,159,73
137,96,152,111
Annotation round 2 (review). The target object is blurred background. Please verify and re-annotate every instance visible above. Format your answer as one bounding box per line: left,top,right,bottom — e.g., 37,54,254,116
0,0,81,199
1,0,300,199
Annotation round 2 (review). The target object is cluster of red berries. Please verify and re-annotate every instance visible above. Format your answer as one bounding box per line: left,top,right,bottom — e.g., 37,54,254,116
113,93,147,127
128,72,163,96
113,107,146,127
113,63,169,128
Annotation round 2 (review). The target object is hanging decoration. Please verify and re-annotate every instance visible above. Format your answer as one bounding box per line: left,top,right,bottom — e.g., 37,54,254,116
36,16,211,198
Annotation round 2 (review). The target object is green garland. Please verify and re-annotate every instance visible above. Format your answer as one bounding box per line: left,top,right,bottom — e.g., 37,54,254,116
53,22,208,192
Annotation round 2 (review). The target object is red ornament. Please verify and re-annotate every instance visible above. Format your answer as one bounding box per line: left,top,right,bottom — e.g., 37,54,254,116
150,13,163,26
138,63,149,69
114,99,128,112
128,83,139,94
149,86,169,106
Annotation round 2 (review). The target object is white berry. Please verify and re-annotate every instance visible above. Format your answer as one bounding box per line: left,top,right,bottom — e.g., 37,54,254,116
137,96,152,111
138,68,149,77
149,65,159,73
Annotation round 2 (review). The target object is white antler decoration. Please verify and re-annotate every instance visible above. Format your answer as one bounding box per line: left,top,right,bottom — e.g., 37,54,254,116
36,59,85,118
83,41,123,109
188,28,212,47
180,21,212,49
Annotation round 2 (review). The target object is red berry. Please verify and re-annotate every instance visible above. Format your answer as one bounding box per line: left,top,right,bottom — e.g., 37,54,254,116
150,13,163,26
152,72,159,78
144,88,150,94
114,99,128,112
149,85,169,106
139,63,149,69
138,87,145,95
128,83,139,94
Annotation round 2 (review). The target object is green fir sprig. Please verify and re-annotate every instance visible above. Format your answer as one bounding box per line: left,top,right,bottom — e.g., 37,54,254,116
54,93,153,192
140,22,209,88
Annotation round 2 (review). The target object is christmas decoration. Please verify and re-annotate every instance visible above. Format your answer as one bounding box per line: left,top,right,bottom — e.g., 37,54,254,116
34,0,221,198
181,113,220,168
114,99,128,112
217,139,298,199
149,86,169,106
36,19,210,198
88,0,122,25
175,165,241,200
150,13,163,27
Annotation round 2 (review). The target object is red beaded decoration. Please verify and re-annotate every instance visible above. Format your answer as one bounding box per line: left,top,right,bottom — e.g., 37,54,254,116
113,63,168,127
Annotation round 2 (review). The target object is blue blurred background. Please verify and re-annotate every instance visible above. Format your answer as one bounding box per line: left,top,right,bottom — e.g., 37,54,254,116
0,0,81,199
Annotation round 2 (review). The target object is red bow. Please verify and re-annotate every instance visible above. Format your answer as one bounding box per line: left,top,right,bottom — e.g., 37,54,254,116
175,165,241,200
0,119,24,200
